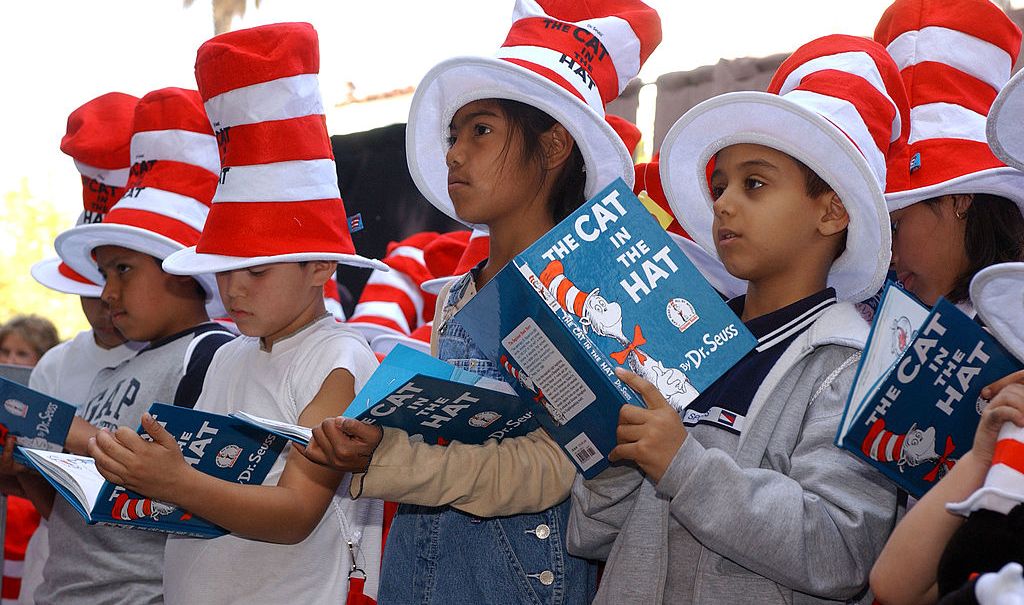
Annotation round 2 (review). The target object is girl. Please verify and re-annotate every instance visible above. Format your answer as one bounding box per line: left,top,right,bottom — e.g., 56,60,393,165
302,1,662,603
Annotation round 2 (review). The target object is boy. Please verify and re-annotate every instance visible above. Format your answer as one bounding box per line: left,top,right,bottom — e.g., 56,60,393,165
87,23,387,604
34,86,232,605
568,35,910,604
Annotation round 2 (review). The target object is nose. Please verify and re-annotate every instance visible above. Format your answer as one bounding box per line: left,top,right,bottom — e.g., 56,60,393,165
712,186,734,218
100,275,118,305
217,271,244,299
445,139,463,169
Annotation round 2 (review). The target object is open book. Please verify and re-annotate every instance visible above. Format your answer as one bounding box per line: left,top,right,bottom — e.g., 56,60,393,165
19,402,285,538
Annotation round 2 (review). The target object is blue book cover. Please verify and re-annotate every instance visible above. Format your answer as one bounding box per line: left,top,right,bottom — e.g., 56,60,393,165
455,178,757,478
342,345,539,444
837,297,1023,498
0,376,76,452
20,402,285,538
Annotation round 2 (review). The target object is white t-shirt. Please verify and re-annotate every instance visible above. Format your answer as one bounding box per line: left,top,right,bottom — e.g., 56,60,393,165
28,330,140,406
163,316,383,605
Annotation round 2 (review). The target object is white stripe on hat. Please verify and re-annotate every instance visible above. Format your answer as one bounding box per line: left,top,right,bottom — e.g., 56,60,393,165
73,160,131,187
204,74,324,130
371,267,426,318
213,159,341,203
579,15,641,93
886,26,1012,92
908,102,988,145
781,90,888,184
495,45,605,114
351,300,413,334
779,51,901,142
131,129,220,175
388,245,427,266
112,188,210,232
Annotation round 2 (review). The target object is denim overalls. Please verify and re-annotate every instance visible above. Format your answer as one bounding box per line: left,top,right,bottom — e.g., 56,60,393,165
377,272,596,605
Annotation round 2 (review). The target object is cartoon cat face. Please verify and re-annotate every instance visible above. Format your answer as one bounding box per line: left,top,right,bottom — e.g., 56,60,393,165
903,426,938,466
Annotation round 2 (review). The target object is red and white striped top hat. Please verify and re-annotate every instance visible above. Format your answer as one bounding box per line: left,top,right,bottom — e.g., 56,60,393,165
33,92,138,297
607,114,641,158
539,259,594,318
861,419,906,464
162,22,386,275
406,0,661,229
875,0,1024,212
948,422,1024,516
55,87,224,315
659,34,912,302
969,262,1024,364
348,232,438,344
421,228,489,295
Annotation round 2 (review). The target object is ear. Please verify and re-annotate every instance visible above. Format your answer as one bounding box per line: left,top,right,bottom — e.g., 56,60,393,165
306,260,338,288
539,123,575,171
951,193,974,218
818,191,850,237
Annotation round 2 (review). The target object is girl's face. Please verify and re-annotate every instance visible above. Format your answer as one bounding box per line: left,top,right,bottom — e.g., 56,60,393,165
890,196,970,306
446,100,542,227
0,333,39,367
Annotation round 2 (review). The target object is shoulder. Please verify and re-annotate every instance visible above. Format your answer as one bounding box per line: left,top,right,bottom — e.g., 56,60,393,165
805,302,870,351
292,320,378,385
28,338,75,390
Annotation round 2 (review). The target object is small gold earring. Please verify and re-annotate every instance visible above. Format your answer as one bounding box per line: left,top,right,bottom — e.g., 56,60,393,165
955,209,967,220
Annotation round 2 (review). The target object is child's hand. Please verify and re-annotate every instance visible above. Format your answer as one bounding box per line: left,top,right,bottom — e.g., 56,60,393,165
608,367,687,483
972,384,1024,467
981,369,1024,400
0,435,28,497
300,417,383,473
88,413,191,503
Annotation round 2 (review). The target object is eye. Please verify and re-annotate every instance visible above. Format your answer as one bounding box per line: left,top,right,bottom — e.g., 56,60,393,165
446,134,457,148
709,184,725,201
247,267,267,277
745,178,764,191
116,263,132,274
890,218,899,234
473,124,492,137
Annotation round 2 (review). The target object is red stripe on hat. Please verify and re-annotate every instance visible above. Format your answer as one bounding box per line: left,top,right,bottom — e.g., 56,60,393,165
793,69,897,158
61,92,138,170
874,0,1022,61
903,138,1007,193
127,160,218,207
196,199,355,257
217,114,334,167
536,0,662,65
195,22,319,101
899,62,998,114
503,17,620,104
81,177,124,216
502,58,588,106
102,207,203,249
358,283,418,326
57,262,98,286
423,231,471,279
131,88,213,136
992,436,1024,475
454,234,489,275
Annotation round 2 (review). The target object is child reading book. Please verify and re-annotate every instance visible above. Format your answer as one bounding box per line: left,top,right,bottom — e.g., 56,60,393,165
568,34,911,604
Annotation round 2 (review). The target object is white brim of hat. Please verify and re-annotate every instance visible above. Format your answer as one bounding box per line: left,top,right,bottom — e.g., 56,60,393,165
989,68,1024,174
659,91,890,303
348,321,406,346
671,234,746,300
371,332,431,357
884,167,1024,213
54,223,225,318
162,247,388,275
30,257,102,298
947,466,1024,517
970,262,1024,363
406,55,635,231
421,275,457,296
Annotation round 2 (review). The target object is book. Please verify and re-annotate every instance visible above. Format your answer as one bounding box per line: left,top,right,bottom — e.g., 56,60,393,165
18,402,285,538
231,411,313,447
836,283,1024,498
0,376,77,452
453,178,757,477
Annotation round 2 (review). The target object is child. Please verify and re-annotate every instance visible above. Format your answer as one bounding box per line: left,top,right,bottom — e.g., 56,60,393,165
875,0,1024,310
300,2,661,603
0,316,59,367
34,86,233,605
87,23,387,605
568,34,911,604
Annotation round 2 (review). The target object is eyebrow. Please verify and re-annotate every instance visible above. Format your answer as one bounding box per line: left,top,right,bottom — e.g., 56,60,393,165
710,158,779,180
449,110,500,130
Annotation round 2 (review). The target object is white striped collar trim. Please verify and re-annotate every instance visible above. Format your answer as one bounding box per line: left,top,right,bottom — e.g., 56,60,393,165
755,296,838,353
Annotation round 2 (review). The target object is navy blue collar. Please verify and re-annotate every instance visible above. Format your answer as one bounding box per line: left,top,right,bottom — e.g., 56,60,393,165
728,288,837,353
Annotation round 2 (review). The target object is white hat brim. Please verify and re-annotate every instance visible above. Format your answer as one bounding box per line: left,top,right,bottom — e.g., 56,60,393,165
406,55,634,231
162,246,388,275
884,167,1024,213
347,322,407,345
421,275,457,296
970,262,1024,363
371,333,431,356
659,91,891,303
989,68,1024,174
30,257,102,298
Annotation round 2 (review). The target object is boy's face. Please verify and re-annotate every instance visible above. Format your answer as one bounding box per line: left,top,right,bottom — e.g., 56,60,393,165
79,296,127,349
95,245,191,343
215,261,334,343
708,143,844,286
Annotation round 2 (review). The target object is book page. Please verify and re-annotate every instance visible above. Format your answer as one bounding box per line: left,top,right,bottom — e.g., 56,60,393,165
23,449,104,512
502,317,596,425
230,411,312,444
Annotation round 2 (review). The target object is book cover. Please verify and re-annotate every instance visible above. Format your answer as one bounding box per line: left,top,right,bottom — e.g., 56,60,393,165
837,296,1024,498
341,345,539,444
21,402,285,538
455,178,757,478
0,376,77,452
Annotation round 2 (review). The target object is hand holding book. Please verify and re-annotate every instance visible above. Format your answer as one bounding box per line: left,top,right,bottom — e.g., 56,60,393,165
302,417,383,474
608,367,687,483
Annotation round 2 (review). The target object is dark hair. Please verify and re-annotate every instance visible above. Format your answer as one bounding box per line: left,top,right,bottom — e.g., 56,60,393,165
924,193,1024,303
793,157,847,258
494,99,587,223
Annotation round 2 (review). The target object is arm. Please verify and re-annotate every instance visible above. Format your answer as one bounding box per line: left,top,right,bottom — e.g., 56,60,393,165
90,368,354,544
304,419,576,517
871,383,1024,605
64,416,99,455
566,462,645,560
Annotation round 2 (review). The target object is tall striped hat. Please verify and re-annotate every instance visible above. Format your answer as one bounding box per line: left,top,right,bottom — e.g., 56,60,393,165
33,92,138,297
349,232,438,343
875,0,1024,212
421,228,489,295
861,419,906,464
406,0,661,229
162,22,386,275
55,87,224,313
660,34,912,302
948,422,1024,516
539,259,593,318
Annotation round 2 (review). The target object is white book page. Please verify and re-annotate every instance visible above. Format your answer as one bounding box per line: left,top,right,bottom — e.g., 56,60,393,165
230,411,312,442
22,449,104,514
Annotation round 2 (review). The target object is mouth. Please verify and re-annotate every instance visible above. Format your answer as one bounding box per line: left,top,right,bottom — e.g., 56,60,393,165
717,228,740,245
447,175,469,190
110,309,127,321
229,308,251,319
